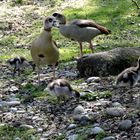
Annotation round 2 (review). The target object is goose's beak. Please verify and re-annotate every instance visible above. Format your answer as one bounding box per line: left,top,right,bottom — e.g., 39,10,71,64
53,21,60,28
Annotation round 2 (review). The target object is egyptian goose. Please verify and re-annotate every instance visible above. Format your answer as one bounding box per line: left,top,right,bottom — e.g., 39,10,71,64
30,16,59,84
52,13,111,57
7,56,33,78
47,79,80,102
115,57,140,87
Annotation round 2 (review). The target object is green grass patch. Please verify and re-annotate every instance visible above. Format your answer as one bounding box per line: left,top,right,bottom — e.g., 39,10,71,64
81,90,112,101
0,124,38,140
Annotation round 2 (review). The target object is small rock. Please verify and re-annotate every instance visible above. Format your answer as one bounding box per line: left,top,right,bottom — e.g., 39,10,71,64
119,120,132,130
112,102,122,107
15,137,21,140
102,136,116,140
90,126,105,135
9,107,18,112
17,110,26,114
20,124,34,129
79,115,90,125
8,86,19,93
67,124,77,130
106,107,125,117
86,77,101,83
67,134,78,140
73,105,85,115
87,112,99,122
37,128,43,133
61,71,77,77
6,101,21,107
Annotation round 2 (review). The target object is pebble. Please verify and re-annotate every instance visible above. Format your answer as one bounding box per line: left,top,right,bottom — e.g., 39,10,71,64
102,136,116,140
8,86,19,92
106,107,125,117
86,76,101,83
6,101,21,106
111,102,122,107
87,112,99,122
67,134,78,140
90,126,105,135
15,137,21,140
73,105,85,115
67,124,77,130
37,128,43,133
79,115,90,125
119,119,132,130
9,107,18,112
20,124,34,129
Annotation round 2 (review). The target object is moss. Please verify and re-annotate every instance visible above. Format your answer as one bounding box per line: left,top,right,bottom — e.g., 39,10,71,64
0,124,38,140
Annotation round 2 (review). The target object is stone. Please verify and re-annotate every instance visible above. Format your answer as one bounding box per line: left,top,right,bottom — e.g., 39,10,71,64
119,120,132,130
67,134,78,140
73,105,85,115
9,107,18,112
86,77,101,83
67,124,77,130
8,86,19,92
79,115,90,125
15,137,21,140
77,47,140,77
37,128,43,133
102,136,116,140
20,124,34,129
6,101,21,106
111,102,122,107
90,126,105,135
106,107,125,117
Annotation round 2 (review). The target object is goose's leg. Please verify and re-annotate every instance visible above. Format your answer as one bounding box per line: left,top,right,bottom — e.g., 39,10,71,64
79,42,83,57
37,65,40,85
52,64,56,80
89,41,94,53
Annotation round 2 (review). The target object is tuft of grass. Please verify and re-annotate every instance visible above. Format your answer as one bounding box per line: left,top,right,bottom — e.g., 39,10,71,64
81,91,112,101
0,124,38,140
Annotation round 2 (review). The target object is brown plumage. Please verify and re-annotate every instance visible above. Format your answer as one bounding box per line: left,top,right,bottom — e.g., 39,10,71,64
115,57,140,87
30,16,59,84
47,79,80,102
52,13,111,57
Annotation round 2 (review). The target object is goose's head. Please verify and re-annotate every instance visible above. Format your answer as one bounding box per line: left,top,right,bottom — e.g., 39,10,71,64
44,16,57,31
52,13,66,25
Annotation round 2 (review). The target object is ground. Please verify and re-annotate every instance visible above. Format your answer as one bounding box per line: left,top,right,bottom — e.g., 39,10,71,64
0,0,140,140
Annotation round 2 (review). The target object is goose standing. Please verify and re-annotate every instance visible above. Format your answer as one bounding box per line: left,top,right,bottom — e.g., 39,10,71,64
52,13,111,57
30,16,59,84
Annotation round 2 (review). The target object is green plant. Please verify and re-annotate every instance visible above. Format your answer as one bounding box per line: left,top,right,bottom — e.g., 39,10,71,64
0,124,38,140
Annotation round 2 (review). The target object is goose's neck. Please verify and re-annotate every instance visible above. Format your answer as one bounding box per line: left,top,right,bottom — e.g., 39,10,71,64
41,29,52,41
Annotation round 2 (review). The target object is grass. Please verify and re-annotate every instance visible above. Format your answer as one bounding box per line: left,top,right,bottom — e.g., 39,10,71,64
0,124,38,140
81,90,112,101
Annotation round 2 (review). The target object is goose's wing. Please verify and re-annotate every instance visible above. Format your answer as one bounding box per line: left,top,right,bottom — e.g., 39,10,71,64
70,19,111,35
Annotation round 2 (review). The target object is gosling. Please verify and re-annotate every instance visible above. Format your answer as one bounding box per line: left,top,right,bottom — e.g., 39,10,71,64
115,57,140,87
47,79,80,102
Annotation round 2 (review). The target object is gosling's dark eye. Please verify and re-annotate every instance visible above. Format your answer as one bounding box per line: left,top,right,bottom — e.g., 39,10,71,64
49,18,53,22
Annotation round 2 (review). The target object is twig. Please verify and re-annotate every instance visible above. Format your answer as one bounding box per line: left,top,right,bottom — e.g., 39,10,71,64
132,0,140,10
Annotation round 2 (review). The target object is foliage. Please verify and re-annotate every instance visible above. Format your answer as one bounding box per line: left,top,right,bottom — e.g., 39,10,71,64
0,124,38,140
81,91,112,101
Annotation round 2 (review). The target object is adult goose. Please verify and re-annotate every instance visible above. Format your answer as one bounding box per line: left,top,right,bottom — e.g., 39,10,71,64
52,12,111,57
30,16,59,84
